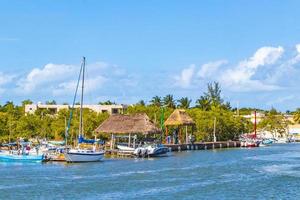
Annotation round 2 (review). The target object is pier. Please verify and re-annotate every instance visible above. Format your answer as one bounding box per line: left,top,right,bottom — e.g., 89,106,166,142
104,141,242,158
165,141,241,152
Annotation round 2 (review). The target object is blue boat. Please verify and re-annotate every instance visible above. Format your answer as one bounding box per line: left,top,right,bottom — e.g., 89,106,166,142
262,139,274,145
0,153,44,162
0,142,45,162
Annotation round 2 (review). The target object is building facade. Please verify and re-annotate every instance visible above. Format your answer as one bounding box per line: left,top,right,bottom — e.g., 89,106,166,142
25,103,127,115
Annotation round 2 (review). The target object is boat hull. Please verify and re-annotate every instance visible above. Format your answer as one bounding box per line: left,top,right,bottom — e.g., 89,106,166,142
134,146,169,157
64,152,104,162
0,154,44,162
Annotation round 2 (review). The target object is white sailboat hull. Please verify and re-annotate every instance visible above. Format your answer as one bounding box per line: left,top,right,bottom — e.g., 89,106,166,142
64,151,104,162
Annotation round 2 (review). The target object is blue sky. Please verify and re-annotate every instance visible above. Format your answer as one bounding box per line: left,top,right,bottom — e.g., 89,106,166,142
1,0,300,111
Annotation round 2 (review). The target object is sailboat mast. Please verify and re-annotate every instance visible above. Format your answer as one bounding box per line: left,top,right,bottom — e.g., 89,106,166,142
254,110,257,138
79,57,85,136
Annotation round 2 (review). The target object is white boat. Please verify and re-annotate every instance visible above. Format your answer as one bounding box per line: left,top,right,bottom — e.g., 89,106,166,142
134,144,169,157
117,145,135,152
64,57,105,162
275,138,288,144
64,149,104,162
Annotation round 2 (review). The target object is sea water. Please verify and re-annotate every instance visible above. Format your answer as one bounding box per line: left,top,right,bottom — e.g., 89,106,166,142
1,143,300,199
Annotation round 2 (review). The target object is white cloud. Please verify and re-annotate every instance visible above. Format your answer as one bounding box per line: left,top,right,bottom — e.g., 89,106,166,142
12,60,139,104
266,95,295,106
0,72,15,94
296,44,300,54
17,63,76,93
53,75,107,96
220,46,284,91
174,64,195,88
0,72,15,85
197,60,227,78
266,44,300,85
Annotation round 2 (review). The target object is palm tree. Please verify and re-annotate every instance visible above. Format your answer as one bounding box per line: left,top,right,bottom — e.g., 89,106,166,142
196,96,211,111
163,94,176,108
177,97,192,109
98,100,115,105
137,100,146,106
150,96,162,107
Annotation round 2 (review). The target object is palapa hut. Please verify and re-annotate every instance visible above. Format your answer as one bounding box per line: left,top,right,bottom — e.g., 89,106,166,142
164,109,195,144
95,113,161,149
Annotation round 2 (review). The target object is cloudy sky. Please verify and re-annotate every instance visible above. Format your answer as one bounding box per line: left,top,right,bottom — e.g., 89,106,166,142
1,1,300,111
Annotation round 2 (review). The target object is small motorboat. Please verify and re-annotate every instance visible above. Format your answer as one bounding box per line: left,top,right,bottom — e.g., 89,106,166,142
134,144,169,157
262,138,274,145
117,145,135,152
275,138,288,144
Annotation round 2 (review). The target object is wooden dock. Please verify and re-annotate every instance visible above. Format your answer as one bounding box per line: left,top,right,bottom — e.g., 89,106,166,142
105,141,241,158
165,141,241,152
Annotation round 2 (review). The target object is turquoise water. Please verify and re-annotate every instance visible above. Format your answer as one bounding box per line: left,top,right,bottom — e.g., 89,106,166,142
1,144,300,199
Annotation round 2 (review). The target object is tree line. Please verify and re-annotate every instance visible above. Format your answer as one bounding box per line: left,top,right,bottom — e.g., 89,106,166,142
0,82,298,143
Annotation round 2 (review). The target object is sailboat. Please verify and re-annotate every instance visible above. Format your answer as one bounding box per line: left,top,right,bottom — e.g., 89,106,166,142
241,110,260,147
64,57,105,162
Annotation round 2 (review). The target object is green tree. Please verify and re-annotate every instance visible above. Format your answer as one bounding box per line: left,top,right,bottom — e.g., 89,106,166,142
258,109,288,138
177,97,192,109
98,100,115,105
150,96,162,107
46,100,57,105
196,96,210,111
196,82,230,111
163,94,176,108
293,108,300,123
22,99,33,107
137,100,146,106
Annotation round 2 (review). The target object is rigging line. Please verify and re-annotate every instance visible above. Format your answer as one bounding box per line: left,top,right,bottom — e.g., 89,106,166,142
66,58,84,138
79,57,85,136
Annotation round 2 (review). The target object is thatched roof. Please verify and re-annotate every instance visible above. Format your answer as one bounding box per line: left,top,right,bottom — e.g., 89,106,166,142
164,109,195,126
95,113,161,134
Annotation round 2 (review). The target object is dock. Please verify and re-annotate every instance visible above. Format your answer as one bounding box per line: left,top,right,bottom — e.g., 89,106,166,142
104,141,242,158
165,141,241,152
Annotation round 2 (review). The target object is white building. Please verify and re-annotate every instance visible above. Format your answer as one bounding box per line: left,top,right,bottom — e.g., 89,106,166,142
242,112,265,124
25,103,127,115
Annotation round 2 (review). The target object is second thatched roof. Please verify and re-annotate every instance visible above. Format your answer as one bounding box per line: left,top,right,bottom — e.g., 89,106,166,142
95,113,161,135
164,109,195,126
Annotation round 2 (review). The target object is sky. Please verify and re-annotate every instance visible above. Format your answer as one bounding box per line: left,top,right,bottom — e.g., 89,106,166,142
1,0,300,111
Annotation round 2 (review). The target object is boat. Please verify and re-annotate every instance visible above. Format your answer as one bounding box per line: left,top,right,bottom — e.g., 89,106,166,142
64,148,104,162
134,143,169,157
0,153,44,162
240,139,260,148
117,145,135,152
261,138,274,145
64,57,105,162
0,142,44,162
275,138,288,144
240,110,260,148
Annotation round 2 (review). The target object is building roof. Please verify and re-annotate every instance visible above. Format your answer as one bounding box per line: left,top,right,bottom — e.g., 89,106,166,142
164,109,195,126
95,113,161,134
